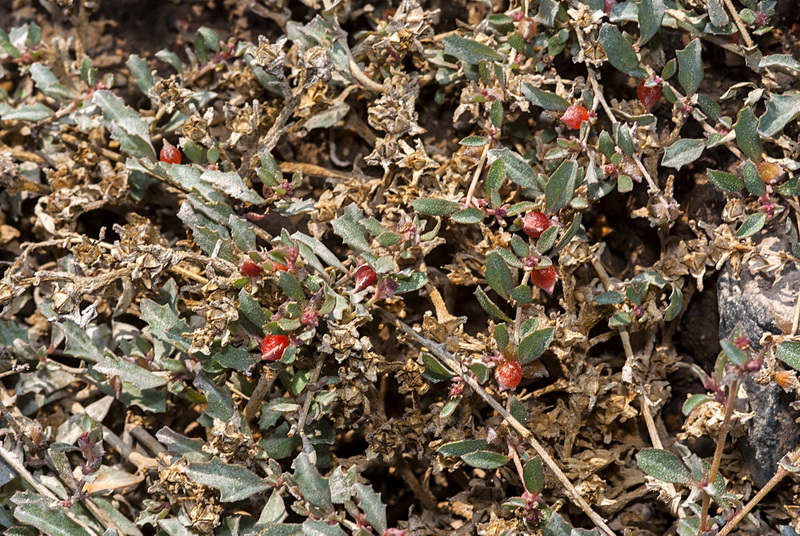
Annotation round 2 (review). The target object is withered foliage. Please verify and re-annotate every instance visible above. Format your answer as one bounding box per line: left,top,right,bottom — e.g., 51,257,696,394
1,1,800,535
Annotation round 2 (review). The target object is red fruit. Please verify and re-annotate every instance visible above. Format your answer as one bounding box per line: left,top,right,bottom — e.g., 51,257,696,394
354,264,377,292
261,334,290,361
637,79,662,112
560,104,590,130
160,140,181,165
604,0,618,14
495,359,523,390
273,262,289,272
240,258,263,277
521,211,551,238
530,264,558,294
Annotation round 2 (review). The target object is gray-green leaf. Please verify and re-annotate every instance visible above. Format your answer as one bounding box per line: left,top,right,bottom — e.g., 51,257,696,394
599,24,647,78
758,93,800,137
661,138,706,170
185,458,268,502
442,34,504,64
777,341,800,371
488,148,539,190
676,39,703,95
437,439,489,457
735,212,767,238
412,198,461,216
485,252,514,300
11,491,87,536
461,450,511,470
636,448,692,484
707,169,744,192
293,452,333,511
734,106,763,162
637,0,665,46
518,328,554,364
354,483,387,534
522,84,569,111
93,90,156,160
545,160,578,214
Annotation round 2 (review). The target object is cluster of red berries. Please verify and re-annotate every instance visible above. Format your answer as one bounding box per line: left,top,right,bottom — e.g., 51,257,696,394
520,211,558,294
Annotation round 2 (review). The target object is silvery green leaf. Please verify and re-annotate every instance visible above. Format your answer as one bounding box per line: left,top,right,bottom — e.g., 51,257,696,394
185,458,268,502
734,106,763,162
637,0,665,46
194,372,235,422
485,252,513,300
0,102,54,121
29,63,72,101
545,160,577,214
676,39,703,95
758,93,800,137
661,138,706,170
126,54,154,93
488,148,539,190
140,299,192,353
11,491,86,536
354,483,387,534
442,34,504,64
200,170,265,205
637,449,692,484
599,24,647,78
94,356,166,390
735,212,766,238
293,452,332,511
93,90,156,160
522,84,569,111
412,198,461,216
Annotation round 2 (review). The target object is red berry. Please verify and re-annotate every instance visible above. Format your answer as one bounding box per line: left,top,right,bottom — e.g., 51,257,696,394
273,262,289,272
637,79,662,112
560,104,590,130
261,334,290,361
521,211,551,238
531,264,558,294
604,0,618,14
354,264,377,292
240,258,263,277
160,139,181,165
495,359,523,390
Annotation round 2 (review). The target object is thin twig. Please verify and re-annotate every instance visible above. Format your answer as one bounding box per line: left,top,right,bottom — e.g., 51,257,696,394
464,143,490,208
376,308,617,536
700,379,740,531
718,448,800,536
243,367,279,423
290,357,326,438
721,0,754,48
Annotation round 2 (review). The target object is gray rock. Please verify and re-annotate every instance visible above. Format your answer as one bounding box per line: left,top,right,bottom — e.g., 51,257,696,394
717,245,800,488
